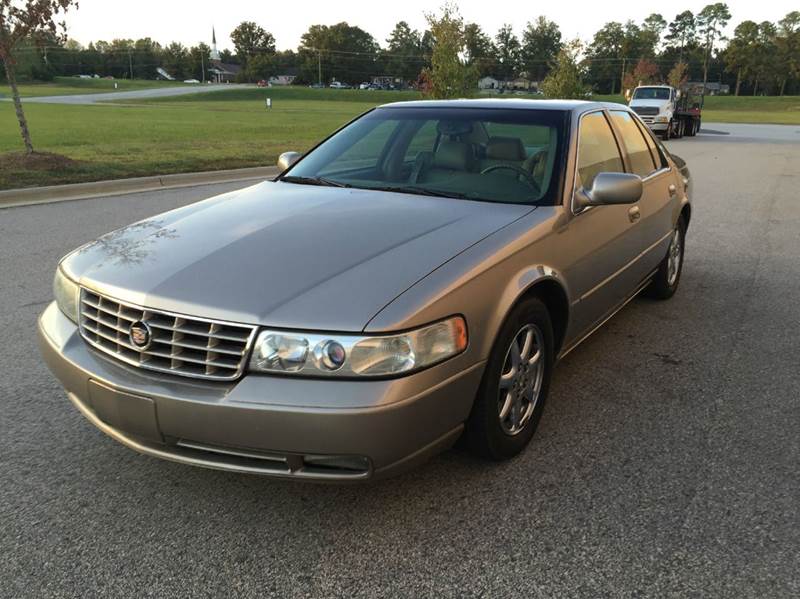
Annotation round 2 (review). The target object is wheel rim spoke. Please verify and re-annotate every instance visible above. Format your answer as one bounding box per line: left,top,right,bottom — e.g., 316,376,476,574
499,391,513,420
498,323,545,436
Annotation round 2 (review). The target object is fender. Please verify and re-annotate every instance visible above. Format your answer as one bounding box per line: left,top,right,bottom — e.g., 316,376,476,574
478,264,572,361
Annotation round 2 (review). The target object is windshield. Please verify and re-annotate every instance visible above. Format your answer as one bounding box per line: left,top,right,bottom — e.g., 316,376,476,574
282,106,568,205
633,87,671,100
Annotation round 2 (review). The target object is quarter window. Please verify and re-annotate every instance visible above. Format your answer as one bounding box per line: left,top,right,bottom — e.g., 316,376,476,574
610,110,657,177
576,112,624,189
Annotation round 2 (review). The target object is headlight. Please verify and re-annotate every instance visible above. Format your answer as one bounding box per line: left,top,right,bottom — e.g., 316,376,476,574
249,316,468,378
655,116,669,123
53,266,80,323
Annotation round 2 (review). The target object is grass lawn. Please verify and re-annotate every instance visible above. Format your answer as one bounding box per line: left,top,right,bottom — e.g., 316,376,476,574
2,76,186,99
0,89,415,189
1,86,798,190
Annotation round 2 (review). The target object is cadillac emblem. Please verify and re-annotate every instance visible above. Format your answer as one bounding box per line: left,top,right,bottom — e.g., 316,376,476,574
129,321,152,350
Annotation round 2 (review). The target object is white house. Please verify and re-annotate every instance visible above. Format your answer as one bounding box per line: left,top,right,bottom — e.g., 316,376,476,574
478,76,500,90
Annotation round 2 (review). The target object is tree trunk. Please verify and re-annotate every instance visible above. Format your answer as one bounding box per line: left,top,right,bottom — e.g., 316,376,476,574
779,77,787,96
735,69,741,96
2,55,35,154
753,76,759,97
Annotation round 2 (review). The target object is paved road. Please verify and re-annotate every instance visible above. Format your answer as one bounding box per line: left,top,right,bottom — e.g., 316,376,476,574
9,84,254,105
2,124,798,598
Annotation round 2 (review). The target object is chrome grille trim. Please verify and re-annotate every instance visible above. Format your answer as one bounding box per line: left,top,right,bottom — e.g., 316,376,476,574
79,288,257,381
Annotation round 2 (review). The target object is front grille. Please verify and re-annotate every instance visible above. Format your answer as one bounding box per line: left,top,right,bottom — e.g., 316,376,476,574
631,106,659,116
79,289,257,380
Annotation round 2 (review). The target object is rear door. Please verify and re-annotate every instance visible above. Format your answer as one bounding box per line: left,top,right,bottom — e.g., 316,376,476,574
562,110,646,337
608,110,675,277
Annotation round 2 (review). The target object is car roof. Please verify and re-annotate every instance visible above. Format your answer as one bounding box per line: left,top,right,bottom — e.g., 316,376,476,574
378,98,628,114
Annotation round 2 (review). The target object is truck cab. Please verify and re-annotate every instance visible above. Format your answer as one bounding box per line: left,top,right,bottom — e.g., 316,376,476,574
628,85,676,136
628,84,702,140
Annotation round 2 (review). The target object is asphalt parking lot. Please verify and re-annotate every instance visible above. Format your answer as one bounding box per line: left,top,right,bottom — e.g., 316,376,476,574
2,123,798,598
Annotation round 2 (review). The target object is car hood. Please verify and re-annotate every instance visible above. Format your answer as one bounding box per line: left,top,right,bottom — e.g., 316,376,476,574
63,181,533,331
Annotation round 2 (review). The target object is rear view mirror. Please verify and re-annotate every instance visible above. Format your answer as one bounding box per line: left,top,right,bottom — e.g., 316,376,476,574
277,151,302,172
575,172,643,210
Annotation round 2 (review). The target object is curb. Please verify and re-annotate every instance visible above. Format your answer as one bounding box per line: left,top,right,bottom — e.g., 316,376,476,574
0,166,279,209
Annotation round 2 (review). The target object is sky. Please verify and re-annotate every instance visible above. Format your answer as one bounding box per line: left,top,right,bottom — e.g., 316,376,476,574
63,0,797,51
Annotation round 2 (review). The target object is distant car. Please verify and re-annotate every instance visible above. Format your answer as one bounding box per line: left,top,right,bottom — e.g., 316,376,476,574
183,79,200,84
40,99,692,482
359,82,370,90
257,80,268,88
308,83,324,89
329,81,351,89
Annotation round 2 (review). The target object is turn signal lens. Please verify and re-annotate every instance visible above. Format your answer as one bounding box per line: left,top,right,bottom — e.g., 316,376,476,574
53,266,80,324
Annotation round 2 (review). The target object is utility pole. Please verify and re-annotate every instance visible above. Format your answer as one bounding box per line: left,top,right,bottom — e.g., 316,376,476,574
317,48,322,86
620,57,627,96
128,48,134,81
201,52,205,83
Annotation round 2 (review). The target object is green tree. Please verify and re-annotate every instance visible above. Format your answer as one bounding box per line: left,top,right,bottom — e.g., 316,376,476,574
464,22,494,77
187,42,211,81
162,42,189,79
775,11,800,95
421,3,477,99
493,23,521,80
541,39,588,99
665,11,697,62
384,21,425,82
586,22,625,93
299,22,379,85
725,20,759,95
231,21,276,61
697,3,731,92
641,13,667,54
520,17,562,82
0,0,79,154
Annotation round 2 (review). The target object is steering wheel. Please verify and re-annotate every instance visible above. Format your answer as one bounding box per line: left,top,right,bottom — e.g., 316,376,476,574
480,164,540,193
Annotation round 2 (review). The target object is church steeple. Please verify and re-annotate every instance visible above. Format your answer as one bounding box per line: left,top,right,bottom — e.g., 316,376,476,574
210,26,220,61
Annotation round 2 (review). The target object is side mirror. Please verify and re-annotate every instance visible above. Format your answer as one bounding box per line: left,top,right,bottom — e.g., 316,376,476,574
277,151,302,172
574,172,643,210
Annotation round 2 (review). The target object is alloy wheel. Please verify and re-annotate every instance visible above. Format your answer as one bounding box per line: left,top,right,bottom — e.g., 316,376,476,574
498,324,545,436
667,227,682,286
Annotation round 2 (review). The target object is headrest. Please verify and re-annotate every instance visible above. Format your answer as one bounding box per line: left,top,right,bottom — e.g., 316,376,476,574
486,136,526,161
437,120,474,137
432,140,473,171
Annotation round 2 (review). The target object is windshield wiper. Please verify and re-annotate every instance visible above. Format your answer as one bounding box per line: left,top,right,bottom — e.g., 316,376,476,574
366,185,477,201
280,175,351,188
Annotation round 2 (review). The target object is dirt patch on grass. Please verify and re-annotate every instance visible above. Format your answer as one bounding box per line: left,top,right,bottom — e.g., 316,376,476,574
0,151,80,171
0,151,89,190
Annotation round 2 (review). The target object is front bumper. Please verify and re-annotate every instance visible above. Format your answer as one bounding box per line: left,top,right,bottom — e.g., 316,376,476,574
38,303,484,481
645,121,669,132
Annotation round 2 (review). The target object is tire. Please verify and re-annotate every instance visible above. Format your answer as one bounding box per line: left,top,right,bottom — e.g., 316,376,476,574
465,296,554,460
662,123,671,141
646,215,686,300
675,119,684,139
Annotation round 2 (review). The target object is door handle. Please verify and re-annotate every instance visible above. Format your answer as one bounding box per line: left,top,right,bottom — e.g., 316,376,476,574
628,206,641,223
668,183,677,196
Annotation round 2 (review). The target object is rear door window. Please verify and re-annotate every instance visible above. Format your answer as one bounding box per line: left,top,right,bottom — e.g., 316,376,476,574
609,110,658,177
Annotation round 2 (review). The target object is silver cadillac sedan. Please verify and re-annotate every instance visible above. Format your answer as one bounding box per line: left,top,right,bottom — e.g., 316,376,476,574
38,99,691,481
